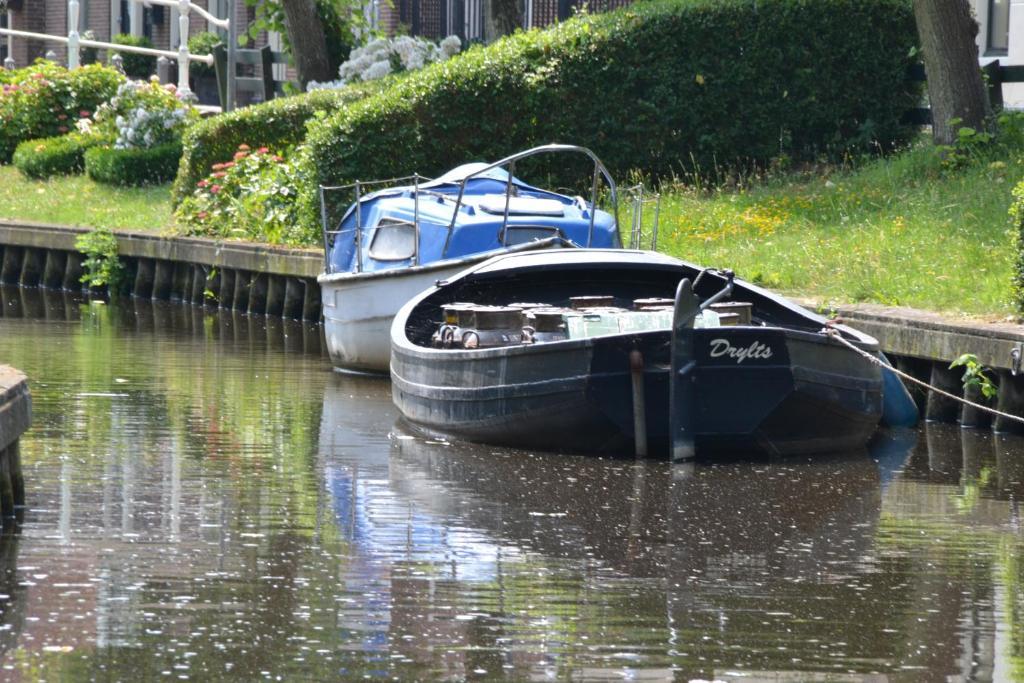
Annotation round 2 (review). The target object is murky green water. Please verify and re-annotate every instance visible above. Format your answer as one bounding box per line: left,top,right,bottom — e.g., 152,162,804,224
0,286,1023,680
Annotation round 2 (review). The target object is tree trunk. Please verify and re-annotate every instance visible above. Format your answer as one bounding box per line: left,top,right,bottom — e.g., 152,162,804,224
913,0,991,145
280,0,333,88
484,0,522,42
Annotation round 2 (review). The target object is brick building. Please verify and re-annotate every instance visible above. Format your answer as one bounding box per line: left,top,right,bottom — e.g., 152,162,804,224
375,0,631,42
1,0,280,73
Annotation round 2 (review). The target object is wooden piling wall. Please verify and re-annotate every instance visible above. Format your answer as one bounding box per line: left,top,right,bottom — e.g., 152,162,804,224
0,220,323,322
0,367,29,524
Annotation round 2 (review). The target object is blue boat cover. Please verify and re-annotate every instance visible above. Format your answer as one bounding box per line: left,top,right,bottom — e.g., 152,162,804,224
326,165,621,274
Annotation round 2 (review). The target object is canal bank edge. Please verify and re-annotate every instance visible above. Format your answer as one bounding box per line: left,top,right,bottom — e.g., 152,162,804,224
0,366,28,519
0,220,324,321
4,219,1024,425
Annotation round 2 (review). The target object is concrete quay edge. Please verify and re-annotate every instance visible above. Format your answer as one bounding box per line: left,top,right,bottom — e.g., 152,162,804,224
0,367,30,454
0,220,324,280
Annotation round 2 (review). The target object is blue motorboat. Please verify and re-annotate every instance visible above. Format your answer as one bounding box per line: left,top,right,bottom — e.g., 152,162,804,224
317,144,622,373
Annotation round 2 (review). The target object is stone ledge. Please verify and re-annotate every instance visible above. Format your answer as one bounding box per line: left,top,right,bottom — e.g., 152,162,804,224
0,367,30,453
835,303,1024,371
0,220,324,279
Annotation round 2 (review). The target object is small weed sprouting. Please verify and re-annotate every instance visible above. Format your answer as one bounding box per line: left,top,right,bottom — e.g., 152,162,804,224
950,353,998,401
937,118,994,171
75,226,126,293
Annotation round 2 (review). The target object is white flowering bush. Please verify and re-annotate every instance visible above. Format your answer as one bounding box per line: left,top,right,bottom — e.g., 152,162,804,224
93,78,198,150
308,35,461,90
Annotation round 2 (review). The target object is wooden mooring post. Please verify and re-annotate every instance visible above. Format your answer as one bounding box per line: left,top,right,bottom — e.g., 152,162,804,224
0,367,29,527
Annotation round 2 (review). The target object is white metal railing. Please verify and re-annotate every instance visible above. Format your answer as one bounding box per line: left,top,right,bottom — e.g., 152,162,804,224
0,0,225,98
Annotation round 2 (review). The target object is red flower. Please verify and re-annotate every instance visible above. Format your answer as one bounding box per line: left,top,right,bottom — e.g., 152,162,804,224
238,144,250,151
31,72,44,80
57,113,67,120
196,211,208,220
79,110,90,118
233,151,247,161
197,179,209,188
210,185,222,194
257,147,270,154
211,163,226,171
272,155,284,163
223,161,235,168
57,125,68,133
212,171,226,179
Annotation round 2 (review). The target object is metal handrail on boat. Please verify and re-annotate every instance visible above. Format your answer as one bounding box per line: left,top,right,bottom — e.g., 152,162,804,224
319,174,427,274
318,144,619,274
622,183,661,250
441,144,620,256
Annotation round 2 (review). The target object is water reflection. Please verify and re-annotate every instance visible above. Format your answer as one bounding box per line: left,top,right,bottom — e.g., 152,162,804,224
1,287,1024,678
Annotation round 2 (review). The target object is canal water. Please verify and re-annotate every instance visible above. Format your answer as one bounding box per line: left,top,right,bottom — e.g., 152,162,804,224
0,286,1023,681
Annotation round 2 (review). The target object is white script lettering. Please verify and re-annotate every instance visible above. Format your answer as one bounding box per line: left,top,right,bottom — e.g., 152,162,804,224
708,338,773,364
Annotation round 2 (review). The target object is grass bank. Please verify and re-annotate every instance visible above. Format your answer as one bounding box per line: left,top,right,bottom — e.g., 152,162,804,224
0,166,173,232
0,134,1017,317
656,138,1018,317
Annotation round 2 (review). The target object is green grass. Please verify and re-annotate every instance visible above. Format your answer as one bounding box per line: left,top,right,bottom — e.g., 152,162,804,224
0,166,173,232
0,131,1020,316
653,137,1019,317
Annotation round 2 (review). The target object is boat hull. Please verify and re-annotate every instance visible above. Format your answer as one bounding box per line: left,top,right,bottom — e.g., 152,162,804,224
321,261,472,373
391,326,883,458
320,241,571,373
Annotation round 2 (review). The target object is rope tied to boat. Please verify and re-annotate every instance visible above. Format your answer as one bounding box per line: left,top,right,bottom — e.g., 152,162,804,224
823,322,1024,426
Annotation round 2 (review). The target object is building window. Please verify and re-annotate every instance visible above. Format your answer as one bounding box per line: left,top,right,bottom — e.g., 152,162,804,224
989,0,1010,55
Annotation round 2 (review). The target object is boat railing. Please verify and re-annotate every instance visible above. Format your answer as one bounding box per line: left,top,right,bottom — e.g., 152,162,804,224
319,174,428,274
441,144,619,255
622,184,661,251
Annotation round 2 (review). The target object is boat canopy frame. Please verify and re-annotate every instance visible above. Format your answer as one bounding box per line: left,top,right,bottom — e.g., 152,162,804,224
318,144,619,275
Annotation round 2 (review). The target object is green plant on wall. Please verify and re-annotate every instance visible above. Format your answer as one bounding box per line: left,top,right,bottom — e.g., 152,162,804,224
950,353,998,400
75,226,126,292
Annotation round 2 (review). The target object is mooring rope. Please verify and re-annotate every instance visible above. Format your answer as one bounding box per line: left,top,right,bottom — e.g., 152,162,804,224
823,324,1024,426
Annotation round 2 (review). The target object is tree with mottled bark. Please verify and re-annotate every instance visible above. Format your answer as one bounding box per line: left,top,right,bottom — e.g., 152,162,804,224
484,0,522,42
913,0,991,145
280,0,334,87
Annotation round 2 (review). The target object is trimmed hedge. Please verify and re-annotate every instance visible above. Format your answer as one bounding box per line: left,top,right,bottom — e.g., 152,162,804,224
85,142,183,186
0,61,123,163
172,82,382,203
12,133,100,178
297,0,921,234
1012,180,1024,313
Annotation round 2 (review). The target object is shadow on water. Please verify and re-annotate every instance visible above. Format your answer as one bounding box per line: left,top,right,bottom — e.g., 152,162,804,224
5,285,1024,679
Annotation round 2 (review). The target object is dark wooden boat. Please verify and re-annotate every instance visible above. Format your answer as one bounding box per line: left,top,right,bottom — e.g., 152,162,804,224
390,249,897,459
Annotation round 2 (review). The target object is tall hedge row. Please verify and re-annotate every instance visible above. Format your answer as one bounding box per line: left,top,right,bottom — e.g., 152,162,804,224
297,0,920,233
172,82,383,202
1011,180,1024,313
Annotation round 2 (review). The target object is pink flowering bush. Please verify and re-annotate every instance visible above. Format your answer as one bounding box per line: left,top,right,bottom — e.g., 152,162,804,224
175,145,314,245
0,60,123,162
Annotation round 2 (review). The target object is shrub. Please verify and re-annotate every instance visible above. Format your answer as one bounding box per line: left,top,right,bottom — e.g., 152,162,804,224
296,0,921,235
1011,181,1024,312
111,34,157,79
309,35,462,89
187,31,221,78
93,78,198,150
85,141,183,185
172,83,381,203
76,226,126,291
0,61,123,163
175,144,312,244
12,133,100,178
